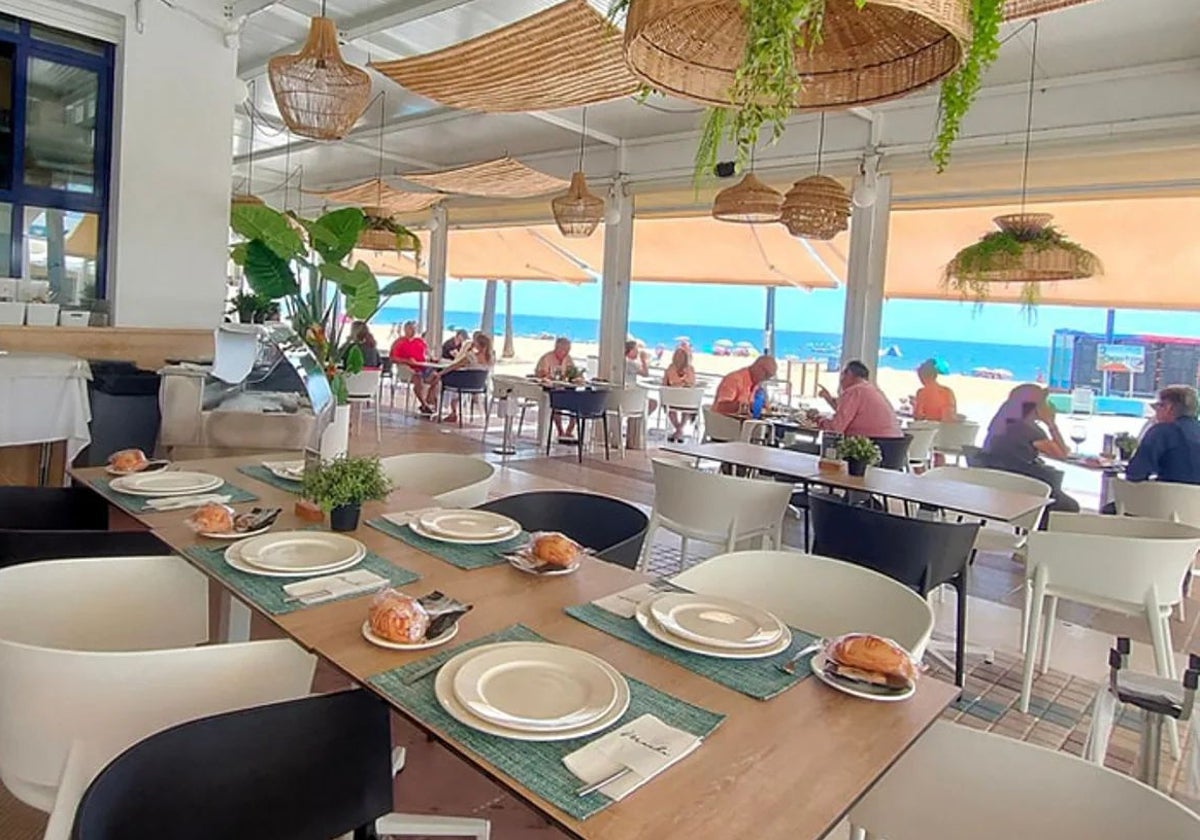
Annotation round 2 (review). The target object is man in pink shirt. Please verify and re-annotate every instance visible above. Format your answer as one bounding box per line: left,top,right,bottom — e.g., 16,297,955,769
813,360,902,438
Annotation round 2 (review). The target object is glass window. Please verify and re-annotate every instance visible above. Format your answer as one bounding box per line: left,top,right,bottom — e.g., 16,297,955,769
29,23,105,55
23,206,98,305
0,202,12,277
24,57,99,192
0,44,13,190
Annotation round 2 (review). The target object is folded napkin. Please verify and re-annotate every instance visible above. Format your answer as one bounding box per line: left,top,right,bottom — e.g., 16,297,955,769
282,570,389,606
145,493,232,511
592,582,678,619
382,507,444,528
563,714,701,801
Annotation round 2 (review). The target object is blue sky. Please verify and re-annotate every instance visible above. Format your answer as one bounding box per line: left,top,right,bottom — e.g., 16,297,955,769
440,279,1199,348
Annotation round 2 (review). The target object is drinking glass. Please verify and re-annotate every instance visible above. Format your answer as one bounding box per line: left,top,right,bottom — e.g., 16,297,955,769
1070,423,1088,454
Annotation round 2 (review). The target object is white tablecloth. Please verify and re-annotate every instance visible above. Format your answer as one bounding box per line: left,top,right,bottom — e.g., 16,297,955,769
0,351,92,460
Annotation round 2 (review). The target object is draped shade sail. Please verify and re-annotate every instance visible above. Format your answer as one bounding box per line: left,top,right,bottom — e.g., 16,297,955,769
304,178,443,213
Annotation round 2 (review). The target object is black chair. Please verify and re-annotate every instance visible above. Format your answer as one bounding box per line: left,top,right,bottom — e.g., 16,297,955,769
546,388,610,463
871,434,913,471
809,494,981,686
437,368,491,429
0,487,110,530
476,491,648,569
0,530,171,567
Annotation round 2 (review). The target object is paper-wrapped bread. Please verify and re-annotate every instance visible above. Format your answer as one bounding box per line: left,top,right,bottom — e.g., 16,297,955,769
185,503,235,535
108,448,149,474
824,633,918,688
530,532,582,568
368,589,430,643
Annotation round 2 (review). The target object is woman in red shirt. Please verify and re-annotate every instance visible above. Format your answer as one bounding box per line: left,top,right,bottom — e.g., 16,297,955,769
389,320,434,414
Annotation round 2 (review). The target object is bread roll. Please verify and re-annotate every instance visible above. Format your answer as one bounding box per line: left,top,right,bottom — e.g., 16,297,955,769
530,532,580,568
186,503,234,535
368,589,430,643
825,633,917,686
108,448,148,473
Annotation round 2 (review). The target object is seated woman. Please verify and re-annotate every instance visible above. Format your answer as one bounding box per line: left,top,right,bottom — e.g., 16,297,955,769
912,358,958,421
342,320,381,369
981,386,1080,513
431,332,494,424
662,346,697,443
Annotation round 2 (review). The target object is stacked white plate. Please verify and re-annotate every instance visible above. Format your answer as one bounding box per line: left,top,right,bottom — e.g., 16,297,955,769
408,509,521,545
263,460,305,482
110,471,224,497
435,642,630,741
635,592,792,660
224,530,366,578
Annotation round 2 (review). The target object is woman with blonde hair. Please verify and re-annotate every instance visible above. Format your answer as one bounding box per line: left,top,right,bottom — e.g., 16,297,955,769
433,332,495,424
662,346,697,442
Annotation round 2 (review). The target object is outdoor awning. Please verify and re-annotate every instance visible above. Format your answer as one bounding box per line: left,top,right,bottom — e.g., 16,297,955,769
884,197,1200,310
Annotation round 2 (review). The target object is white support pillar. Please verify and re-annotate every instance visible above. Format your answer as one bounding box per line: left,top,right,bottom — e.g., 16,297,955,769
841,173,891,370
426,205,449,348
598,183,634,384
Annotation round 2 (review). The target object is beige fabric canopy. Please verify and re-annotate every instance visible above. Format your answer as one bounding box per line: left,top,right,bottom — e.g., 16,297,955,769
884,197,1200,311
401,156,568,198
304,178,443,212
370,0,639,113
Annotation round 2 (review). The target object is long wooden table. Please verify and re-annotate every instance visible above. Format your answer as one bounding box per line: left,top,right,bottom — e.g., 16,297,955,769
72,455,959,840
661,441,1050,523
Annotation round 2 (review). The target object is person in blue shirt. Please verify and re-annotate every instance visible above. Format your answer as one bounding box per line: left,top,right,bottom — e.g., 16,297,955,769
1126,385,1200,484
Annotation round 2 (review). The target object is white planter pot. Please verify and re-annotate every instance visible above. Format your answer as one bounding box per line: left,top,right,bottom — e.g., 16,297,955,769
0,301,25,325
25,303,60,326
319,404,351,460
59,310,91,327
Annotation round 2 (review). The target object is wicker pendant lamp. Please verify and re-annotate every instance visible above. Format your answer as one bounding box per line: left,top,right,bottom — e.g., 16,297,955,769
551,108,604,238
712,172,783,224
358,93,420,254
945,20,1100,296
780,115,850,240
623,0,969,111
268,2,371,141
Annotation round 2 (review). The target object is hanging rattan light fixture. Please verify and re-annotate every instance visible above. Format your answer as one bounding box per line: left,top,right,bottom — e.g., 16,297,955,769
944,20,1100,302
780,115,850,240
357,93,421,255
552,108,604,238
268,3,371,141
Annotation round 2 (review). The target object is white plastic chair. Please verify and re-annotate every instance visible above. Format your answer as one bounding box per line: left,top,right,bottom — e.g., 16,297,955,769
390,362,415,411
671,550,934,657
605,386,649,457
1113,477,1200,620
701,405,772,444
637,459,795,572
849,721,1199,840
0,555,318,840
1070,386,1096,415
903,422,939,470
933,420,980,464
380,452,496,508
659,385,706,441
344,368,383,443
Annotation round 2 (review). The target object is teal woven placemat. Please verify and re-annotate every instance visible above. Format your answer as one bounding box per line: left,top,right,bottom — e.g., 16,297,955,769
565,603,817,701
88,477,259,513
369,623,724,822
237,464,303,495
182,540,419,616
366,516,526,570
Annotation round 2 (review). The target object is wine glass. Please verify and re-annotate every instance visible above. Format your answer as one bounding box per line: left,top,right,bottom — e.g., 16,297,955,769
1069,423,1088,454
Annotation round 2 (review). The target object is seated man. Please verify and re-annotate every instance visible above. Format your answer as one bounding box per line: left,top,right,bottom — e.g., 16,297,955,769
624,340,658,414
1126,385,1200,484
713,356,777,417
388,320,434,414
535,337,578,442
813,360,902,438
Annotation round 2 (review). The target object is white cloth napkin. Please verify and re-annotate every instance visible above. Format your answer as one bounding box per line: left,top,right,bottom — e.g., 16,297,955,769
563,714,701,801
282,570,389,605
144,493,232,511
592,583,670,619
382,507,444,528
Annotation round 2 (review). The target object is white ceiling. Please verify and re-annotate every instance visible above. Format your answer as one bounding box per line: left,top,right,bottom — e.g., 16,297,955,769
231,0,1200,213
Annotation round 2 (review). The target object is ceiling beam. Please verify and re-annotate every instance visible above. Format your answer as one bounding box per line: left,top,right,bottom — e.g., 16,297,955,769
529,111,621,147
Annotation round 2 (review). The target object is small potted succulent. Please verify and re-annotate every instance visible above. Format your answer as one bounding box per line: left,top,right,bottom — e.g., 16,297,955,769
836,435,882,477
1113,432,1138,462
300,455,392,532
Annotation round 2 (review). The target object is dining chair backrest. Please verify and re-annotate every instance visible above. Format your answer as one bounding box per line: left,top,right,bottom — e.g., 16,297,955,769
904,425,939,465
379,453,496,509
1070,386,1096,415
342,369,381,399
476,491,648,569
607,386,648,414
549,388,608,419
808,494,981,596
1112,477,1200,527
0,530,171,569
585,355,600,379
440,368,489,394
849,721,1199,840
923,465,1052,532
701,406,741,442
1025,513,1200,608
872,434,913,471
72,690,391,840
650,459,795,550
659,386,705,412
671,550,935,657
392,363,414,385
0,487,109,531
934,420,981,453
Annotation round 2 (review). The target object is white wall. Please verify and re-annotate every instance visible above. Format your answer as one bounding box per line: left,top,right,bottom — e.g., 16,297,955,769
0,0,236,328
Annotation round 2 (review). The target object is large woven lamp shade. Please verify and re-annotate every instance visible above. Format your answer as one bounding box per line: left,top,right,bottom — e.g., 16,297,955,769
268,16,371,141
945,213,1100,284
780,175,850,240
712,173,783,224
624,0,969,111
552,172,604,238
358,206,421,253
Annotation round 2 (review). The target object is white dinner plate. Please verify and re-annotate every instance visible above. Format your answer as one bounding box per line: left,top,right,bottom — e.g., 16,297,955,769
200,525,272,540
809,652,915,703
635,596,792,660
263,460,305,481
416,510,522,542
408,519,520,546
506,552,580,576
237,531,365,573
223,540,364,579
110,471,224,497
452,642,618,730
649,593,784,649
435,642,630,742
361,620,459,651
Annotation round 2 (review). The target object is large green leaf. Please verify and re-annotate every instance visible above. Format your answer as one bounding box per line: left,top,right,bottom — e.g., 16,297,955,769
343,343,365,375
243,240,299,299
378,275,431,297
229,243,248,266
320,260,379,320
230,205,304,260
309,208,365,264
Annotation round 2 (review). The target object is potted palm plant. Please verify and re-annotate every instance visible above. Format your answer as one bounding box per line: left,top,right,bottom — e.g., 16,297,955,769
300,455,392,532
836,435,882,477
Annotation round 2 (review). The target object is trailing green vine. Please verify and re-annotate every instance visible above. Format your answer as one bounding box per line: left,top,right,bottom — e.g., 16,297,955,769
933,0,1005,172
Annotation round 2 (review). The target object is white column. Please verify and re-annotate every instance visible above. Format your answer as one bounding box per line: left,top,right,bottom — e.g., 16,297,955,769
425,205,448,348
841,173,891,369
598,183,634,383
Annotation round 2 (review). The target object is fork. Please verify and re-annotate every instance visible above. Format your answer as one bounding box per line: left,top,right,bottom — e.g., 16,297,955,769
776,641,823,675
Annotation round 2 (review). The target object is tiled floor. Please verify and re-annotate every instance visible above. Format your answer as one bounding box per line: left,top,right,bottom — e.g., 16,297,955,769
2,403,1196,838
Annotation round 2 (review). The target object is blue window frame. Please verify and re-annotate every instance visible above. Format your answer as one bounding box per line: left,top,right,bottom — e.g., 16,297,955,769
0,17,113,300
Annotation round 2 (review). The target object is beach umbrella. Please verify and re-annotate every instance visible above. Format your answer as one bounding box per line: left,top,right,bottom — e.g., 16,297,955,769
714,339,733,347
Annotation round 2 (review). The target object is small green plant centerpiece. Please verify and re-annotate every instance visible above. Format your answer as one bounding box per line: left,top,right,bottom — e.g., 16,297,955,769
228,290,276,324
836,435,882,477
1113,432,1138,462
300,455,392,532
563,363,585,384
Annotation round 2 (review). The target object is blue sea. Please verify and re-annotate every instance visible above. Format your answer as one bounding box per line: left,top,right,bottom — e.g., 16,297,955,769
374,306,1051,382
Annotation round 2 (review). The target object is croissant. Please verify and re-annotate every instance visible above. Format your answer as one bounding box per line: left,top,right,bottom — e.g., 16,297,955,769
530,533,580,568
186,503,234,535
368,589,430,643
108,448,148,473
825,633,917,687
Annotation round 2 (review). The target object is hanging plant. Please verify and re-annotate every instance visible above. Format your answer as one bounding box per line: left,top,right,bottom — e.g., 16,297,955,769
360,210,423,257
933,0,1005,171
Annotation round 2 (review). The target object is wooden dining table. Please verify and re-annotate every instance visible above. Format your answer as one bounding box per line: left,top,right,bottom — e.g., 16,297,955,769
71,454,959,840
